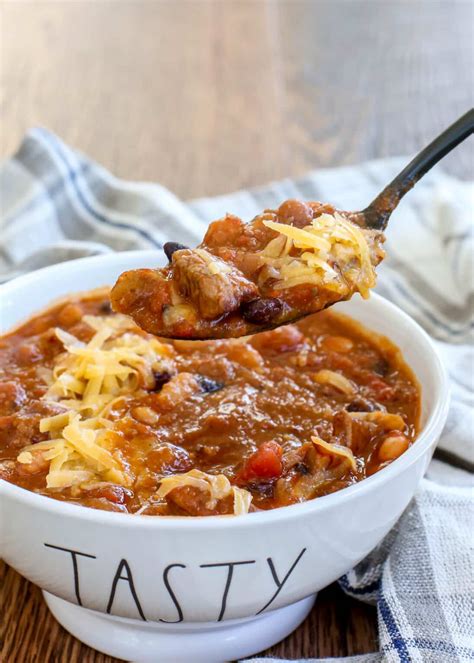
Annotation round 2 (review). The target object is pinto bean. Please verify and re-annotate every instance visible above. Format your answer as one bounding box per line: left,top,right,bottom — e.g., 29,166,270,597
320,335,354,353
16,342,42,365
252,324,305,353
277,200,314,227
132,406,160,425
16,449,49,475
57,303,83,327
378,433,409,461
224,343,264,370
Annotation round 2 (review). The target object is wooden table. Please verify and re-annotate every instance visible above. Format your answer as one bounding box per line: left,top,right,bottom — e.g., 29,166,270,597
1,1,472,661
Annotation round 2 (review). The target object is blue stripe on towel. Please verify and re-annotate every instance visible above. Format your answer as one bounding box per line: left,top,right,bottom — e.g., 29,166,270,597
36,129,162,248
379,596,412,662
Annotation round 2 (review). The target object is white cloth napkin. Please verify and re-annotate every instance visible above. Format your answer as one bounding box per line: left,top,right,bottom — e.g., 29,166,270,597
1,128,473,663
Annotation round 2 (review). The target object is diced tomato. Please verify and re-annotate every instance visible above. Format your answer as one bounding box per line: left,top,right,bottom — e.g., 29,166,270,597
236,441,283,484
366,376,396,402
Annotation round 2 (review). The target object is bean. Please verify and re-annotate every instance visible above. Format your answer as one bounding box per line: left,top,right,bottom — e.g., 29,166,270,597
346,397,379,413
252,324,304,352
197,375,224,393
294,462,310,476
277,200,313,227
152,370,173,391
321,335,354,353
16,450,49,474
163,242,188,261
373,358,389,377
241,297,283,325
99,300,112,314
16,342,41,365
57,303,83,327
132,406,160,425
378,433,409,461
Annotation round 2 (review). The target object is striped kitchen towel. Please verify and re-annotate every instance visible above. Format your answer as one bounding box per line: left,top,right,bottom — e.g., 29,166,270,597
1,128,473,662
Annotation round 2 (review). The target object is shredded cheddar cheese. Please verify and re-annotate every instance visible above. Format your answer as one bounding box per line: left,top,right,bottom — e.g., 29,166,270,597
19,415,132,489
312,369,356,395
261,212,377,297
16,315,174,490
348,411,405,430
45,316,174,415
311,435,357,471
157,469,253,515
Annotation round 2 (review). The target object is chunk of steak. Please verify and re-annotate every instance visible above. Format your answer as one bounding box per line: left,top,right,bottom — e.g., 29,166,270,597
172,248,258,319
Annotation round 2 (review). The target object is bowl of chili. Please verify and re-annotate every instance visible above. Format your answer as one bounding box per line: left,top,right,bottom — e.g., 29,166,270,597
0,251,449,662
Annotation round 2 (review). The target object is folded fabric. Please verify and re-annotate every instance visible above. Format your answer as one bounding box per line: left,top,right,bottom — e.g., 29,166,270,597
1,128,473,662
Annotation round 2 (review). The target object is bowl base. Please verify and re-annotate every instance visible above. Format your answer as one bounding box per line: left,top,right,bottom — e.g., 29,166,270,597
43,591,316,662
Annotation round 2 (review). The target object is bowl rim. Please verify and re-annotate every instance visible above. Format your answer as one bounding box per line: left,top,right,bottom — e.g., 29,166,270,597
0,251,450,530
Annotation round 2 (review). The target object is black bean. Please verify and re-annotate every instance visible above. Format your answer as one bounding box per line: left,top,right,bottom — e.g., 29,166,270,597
163,242,189,262
346,397,380,413
294,462,310,475
99,301,112,314
247,481,275,498
241,297,283,325
197,375,224,393
152,370,173,391
373,358,389,377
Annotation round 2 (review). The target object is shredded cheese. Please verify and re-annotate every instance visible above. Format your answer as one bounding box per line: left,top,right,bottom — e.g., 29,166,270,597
263,220,332,252
17,314,174,490
348,411,405,430
261,212,378,297
45,319,173,416
20,415,132,489
311,436,357,471
157,469,253,515
312,370,356,395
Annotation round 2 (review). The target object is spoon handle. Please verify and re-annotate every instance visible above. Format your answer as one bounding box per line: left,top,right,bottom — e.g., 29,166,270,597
362,108,474,230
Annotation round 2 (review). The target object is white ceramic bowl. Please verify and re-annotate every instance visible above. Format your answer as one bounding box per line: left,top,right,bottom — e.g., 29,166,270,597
0,252,449,663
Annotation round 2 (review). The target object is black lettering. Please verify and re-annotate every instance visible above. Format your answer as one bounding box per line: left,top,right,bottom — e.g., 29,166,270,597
107,559,146,621
44,543,96,606
159,564,186,623
200,560,255,621
256,548,306,614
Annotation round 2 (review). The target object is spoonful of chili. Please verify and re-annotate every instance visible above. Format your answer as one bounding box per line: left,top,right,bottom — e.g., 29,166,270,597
111,109,473,339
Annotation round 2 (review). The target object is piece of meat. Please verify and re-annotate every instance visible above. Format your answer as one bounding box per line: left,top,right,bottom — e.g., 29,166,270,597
111,268,172,318
165,485,234,516
0,381,27,415
1,400,66,449
151,372,201,411
172,248,258,319
147,444,193,474
80,483,134,505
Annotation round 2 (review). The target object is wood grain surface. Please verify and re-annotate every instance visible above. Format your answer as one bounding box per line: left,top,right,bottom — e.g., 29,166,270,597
1,1,472,662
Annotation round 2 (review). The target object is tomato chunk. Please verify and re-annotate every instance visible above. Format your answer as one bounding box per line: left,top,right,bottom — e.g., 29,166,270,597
236,441,283,484
366,376,395,402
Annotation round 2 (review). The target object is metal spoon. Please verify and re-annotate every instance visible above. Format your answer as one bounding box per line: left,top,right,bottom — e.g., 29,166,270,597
353,108,474,230
114,110,473,340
